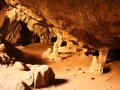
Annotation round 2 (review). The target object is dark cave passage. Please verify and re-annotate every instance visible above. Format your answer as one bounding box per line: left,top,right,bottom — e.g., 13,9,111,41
18,21,33,46
15,21,41,46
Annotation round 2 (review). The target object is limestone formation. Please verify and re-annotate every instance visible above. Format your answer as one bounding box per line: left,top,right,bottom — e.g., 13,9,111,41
98,48,108,64
89,48,108,74
89,56,103,74
48,40,61,61
48,28,78,61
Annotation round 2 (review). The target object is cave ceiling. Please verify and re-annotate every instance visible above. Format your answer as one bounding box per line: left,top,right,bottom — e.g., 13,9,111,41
1,0,120,49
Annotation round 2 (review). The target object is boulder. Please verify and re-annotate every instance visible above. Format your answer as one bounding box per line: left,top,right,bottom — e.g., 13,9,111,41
34,65,55,88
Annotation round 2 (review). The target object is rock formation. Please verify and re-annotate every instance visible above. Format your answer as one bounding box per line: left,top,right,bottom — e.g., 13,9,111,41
89,56,103,74
13,0,120,49
0,0,120,73
24,65,55,88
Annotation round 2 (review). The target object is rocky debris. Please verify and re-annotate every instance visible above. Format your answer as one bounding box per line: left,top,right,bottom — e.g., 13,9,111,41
13,61,27,71
89,56,103,74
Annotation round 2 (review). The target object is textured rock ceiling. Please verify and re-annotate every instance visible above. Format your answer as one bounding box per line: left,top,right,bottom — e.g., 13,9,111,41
1,0,120,49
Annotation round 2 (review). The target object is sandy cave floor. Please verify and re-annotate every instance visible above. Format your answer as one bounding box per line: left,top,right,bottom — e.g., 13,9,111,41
0,43,120,90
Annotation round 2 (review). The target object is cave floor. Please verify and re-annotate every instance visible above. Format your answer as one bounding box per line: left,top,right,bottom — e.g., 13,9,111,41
21,43,120,90
0,43,120,90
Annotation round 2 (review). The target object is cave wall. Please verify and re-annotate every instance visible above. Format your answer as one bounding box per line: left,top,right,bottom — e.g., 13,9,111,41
0,0,7,10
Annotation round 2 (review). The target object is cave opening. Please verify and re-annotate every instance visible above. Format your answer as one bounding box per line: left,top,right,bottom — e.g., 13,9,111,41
17,21,40,46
